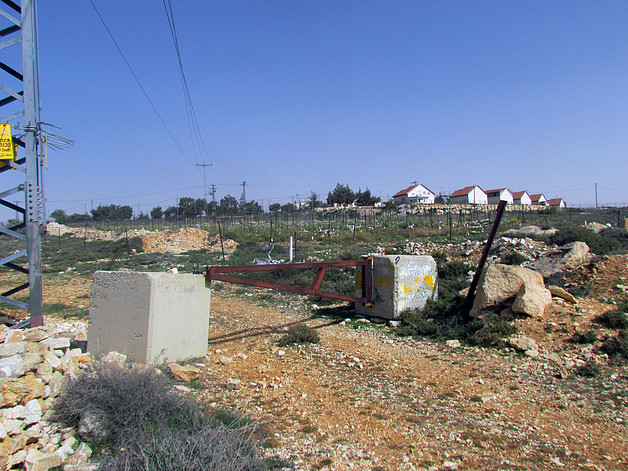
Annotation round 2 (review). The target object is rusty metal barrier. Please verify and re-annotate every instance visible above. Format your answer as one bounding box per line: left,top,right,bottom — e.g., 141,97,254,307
206,257,373,306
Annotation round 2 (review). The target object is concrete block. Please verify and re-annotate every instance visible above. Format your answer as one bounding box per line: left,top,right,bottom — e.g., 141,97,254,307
357,255,437,319
88,271,210,364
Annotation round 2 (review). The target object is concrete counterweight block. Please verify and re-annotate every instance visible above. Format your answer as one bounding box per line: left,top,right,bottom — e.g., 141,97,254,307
357,255,438,319
88,271,211,364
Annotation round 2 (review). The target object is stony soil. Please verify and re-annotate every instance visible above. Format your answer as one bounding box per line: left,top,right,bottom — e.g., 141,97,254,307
2,238,627,470
194,292,627,470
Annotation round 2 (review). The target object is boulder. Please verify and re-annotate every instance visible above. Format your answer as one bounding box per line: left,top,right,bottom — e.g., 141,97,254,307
168,363,202,382
24,448,62,471
508,336,539,354
547,285,578,304
470,264,546,317
512,282,553,317
0,342,26,359
528,242,590,276
0,355,25,378
1,375,46,407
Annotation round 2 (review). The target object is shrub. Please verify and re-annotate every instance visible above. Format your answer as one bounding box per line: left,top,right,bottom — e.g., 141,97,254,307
548,226,628,255
278,324,320,346
52,361,264,470
98,426,263,471
52,362,208,448
499,251,528,266
575,362,602,378
571,331,599,344
601,330,628,363
597,310,628,329
470,311,518,347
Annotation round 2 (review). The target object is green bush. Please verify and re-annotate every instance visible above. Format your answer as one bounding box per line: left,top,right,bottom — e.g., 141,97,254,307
278,324,320,346
548,226,628,255
575,362,602,378
597,310,628,329
601,330,628,363
52,362,263,469
571,331,599,344
470,311,518,347
98,426,263,471
499,251,528,266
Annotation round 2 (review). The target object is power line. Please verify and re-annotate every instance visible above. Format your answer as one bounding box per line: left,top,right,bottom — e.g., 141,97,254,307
162,0,212,172
87,0,194,166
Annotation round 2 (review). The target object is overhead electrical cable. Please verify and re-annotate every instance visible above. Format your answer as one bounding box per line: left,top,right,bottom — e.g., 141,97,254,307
162,0,213,177
87,0,194,166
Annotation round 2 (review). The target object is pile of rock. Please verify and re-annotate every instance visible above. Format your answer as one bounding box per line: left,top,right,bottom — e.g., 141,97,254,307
0,321,95,471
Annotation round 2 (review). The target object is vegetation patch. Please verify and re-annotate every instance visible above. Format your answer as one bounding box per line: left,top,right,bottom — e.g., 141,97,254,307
278,324,320,346
52,361,263,469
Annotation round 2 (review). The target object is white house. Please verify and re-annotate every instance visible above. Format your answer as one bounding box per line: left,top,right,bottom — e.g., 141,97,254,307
449,185,488,205
548,198,566,208
512,191,532,206
530,193,548,206
393,184,435,205
485,188,514,204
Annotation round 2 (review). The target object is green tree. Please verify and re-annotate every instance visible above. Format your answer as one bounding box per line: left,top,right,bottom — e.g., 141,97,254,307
177,197,205,218
164,206,178,219
310,191,323,209
327,183,355,206
355,188,380,206
150,207,163,219
49,209,68,224
268,203,281,213
280,203,295,213
219,195,239,216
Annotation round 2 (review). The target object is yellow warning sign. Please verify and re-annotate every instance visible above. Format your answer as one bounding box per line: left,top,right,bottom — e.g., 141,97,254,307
0,124,16,161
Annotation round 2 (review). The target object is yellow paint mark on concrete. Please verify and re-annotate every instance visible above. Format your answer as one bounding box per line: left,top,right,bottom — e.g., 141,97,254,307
374,274,391,292
423,275,434,289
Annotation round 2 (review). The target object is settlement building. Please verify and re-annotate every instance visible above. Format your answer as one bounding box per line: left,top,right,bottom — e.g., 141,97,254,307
486,188,514,204
530,194,549,206
393,184,435,205
449,185,488,205
548,198,566,208
512,191,532,206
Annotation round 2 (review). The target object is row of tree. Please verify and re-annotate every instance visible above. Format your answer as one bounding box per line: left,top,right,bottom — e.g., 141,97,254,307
49,183,383,223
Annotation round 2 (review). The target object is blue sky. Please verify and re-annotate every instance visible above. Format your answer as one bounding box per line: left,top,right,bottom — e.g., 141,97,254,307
26,1,628,216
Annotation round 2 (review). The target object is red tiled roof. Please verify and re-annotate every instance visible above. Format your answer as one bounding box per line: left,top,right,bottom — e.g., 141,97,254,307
450,186,475,197
486,188,508,194
548,198,564,205
393,184,418,198
530,193,545,202
512,191,528,199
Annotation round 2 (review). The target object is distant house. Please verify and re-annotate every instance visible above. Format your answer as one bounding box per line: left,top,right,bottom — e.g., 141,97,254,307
512,191,532,206
449,185,488,205
548,198,566,208
393,184,435,205
485,188,514,205
530,193,548,206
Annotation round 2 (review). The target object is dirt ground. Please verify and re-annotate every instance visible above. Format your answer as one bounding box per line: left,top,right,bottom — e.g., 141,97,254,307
195,293,626,471
3,252,627,470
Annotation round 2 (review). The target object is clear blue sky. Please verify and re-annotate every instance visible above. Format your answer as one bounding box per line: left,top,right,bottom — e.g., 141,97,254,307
31,0,628,216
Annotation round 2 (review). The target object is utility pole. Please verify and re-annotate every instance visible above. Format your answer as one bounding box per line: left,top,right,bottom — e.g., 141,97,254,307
0,0,44,326
240,181,246,212
196,163,211,218
209,184,216,216
595,183,598,209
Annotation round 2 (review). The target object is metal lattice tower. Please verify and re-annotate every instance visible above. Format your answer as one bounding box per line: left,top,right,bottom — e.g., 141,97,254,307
0,0,43,327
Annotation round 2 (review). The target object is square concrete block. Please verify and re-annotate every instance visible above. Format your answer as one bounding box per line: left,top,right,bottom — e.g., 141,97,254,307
357,255,437,319
88,271,211,364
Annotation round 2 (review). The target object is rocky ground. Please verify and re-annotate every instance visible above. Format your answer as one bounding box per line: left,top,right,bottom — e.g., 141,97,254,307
0,225,626,470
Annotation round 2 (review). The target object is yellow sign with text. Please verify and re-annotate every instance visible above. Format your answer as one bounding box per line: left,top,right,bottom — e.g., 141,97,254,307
0,124,16,161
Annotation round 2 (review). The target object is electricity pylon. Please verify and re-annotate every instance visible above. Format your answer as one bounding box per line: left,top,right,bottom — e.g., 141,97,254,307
0,0,44,327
